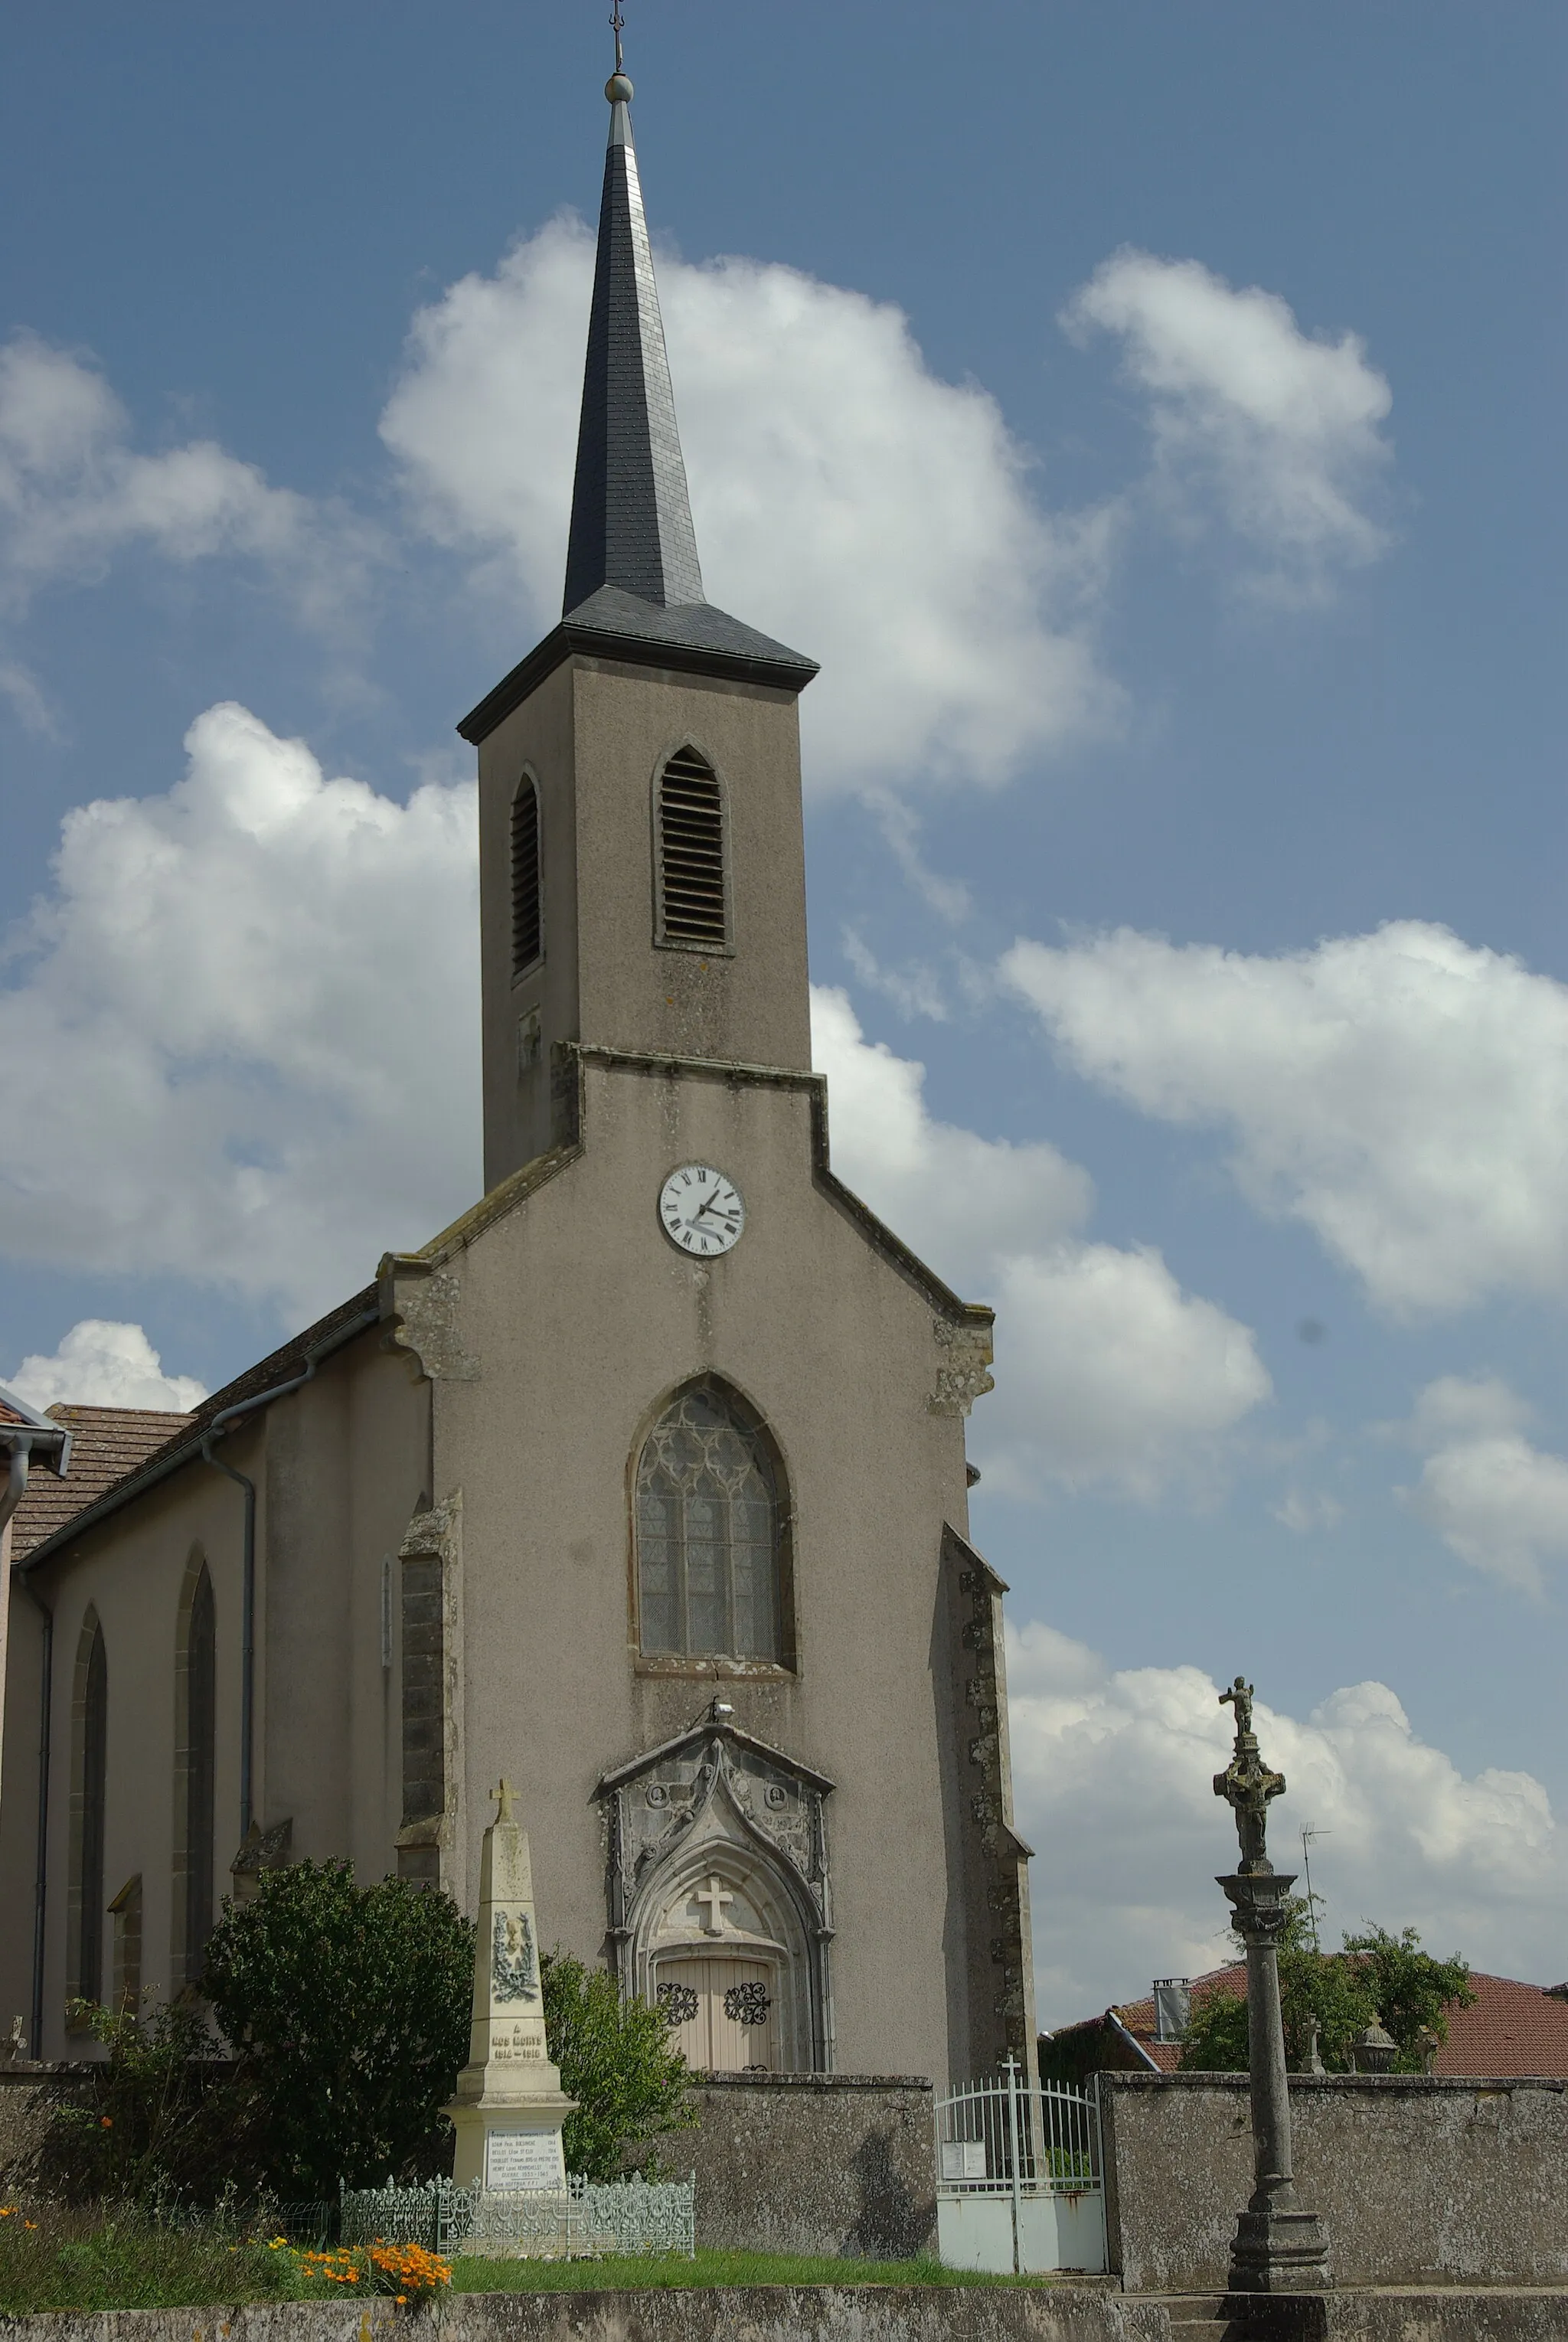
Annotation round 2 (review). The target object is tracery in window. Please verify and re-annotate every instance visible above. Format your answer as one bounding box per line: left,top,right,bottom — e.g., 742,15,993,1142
635,1381,787,1663
655,747,727,949
511,775,542,975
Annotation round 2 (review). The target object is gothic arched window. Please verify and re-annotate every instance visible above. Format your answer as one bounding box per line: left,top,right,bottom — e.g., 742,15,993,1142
174,1560,217,1986
635,1382,789,1663
69,1609,108,2007
655,746,727,949
511,774,542,975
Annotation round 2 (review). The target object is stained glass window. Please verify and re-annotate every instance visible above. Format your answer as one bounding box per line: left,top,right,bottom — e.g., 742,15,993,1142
635,1383,785,1661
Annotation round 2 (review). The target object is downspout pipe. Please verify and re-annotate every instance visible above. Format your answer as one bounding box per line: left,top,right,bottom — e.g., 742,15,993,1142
1,1435,34,1540
22,1571,52,2059
198,1308,378,1841
5,1421,70,2059
2,1436,51,2061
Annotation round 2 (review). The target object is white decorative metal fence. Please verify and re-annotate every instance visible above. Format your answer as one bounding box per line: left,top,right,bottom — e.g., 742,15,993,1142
338,2173,695,2261
934,2060,1106,2275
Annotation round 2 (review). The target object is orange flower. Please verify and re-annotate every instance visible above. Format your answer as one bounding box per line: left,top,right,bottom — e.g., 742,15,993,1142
100,2117,113,2128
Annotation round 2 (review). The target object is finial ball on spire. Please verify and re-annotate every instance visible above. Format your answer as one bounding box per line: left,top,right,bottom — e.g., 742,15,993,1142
606,71,633,103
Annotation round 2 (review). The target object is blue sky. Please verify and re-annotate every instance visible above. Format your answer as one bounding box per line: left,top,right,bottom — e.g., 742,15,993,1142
2,2,1563,2019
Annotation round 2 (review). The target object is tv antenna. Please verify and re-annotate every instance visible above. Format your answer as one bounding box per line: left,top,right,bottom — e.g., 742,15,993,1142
1300,1826,1331,1951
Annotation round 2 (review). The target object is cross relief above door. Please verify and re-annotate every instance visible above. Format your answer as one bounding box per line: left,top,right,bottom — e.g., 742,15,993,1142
596,1712,836,2073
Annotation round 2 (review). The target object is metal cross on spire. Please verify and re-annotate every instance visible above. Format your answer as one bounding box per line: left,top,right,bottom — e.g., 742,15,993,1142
610,1,625,77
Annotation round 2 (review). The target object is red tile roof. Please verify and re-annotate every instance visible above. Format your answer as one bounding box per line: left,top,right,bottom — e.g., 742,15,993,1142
1109,1967,1247,2073
1054,1965,1568,2079
8,1406,194,1561
1439,1974,1568,2078
14,1285,379,1569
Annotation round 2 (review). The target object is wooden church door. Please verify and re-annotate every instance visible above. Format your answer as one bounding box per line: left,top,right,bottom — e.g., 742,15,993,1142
657,1957,777,2072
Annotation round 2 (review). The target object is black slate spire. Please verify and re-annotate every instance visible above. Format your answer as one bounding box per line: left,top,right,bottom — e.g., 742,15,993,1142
459,48,818,746
563,68,705,615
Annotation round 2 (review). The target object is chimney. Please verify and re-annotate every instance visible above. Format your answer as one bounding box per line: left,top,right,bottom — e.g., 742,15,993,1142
1153,1978,1191,2044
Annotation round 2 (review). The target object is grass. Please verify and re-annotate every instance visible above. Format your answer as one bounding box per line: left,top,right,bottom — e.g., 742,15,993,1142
0,2208,1063,2313
0,2203,336,2314
449,2249,1061,2291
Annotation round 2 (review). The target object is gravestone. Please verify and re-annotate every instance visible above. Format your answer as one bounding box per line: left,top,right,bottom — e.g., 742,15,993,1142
445,1779,576,2190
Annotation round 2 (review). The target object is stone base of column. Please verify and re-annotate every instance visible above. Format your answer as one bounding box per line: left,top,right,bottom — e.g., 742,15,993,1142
1227,2206,1330,2292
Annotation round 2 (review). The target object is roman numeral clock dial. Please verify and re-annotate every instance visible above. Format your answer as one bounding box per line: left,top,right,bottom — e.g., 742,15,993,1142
659,1164,746,1256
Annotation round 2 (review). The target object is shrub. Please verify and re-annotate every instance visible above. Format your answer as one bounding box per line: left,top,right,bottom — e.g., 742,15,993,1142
201,1860,475,2197
1179,1901,1474,2074
40,1998,247,2206
541,1952,694,2180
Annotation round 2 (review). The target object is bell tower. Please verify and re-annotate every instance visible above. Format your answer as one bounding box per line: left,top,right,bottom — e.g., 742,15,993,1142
461,54,818,1194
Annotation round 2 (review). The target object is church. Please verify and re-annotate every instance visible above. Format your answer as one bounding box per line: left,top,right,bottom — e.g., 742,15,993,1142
0,53,1036,2088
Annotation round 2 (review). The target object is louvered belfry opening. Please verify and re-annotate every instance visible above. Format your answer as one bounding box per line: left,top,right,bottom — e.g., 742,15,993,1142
658,747,727,947
511,777,542,975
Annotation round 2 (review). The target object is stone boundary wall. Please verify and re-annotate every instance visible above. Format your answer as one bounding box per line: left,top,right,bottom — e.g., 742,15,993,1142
0,2069,91,2193
0,2069,936,2263
1097,2070,1568,2294
3,2289,1568,2342
0,2291,1170,2342
680,2074,937,2259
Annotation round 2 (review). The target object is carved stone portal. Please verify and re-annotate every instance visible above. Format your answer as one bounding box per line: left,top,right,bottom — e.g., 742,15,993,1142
596,1718,835,2073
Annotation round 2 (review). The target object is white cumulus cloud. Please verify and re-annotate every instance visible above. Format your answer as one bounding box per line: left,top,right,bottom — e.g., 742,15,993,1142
982,1244,1271,1502
6,1321,206,1413
810,984,1091,1277
811,987,1269,1499
381,217,1116,794
1008,1620,1567,2024
1003,919,1568,1318
0,332,371,631
1395,1376,1568,1596
1062,250,1393,601
0,701,479,1323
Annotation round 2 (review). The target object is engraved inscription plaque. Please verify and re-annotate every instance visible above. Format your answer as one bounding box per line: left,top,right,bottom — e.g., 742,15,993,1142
483,2128,567,2190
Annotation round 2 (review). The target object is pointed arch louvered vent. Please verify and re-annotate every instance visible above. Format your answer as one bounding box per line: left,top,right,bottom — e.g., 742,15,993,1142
511,776,542,975
657,748,727,948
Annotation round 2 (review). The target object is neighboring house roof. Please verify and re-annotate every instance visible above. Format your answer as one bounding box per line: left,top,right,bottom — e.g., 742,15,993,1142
15,1283,379,1572
8,1406,194,1563
1047,1965,1568,2079
1440,1974,1568,2078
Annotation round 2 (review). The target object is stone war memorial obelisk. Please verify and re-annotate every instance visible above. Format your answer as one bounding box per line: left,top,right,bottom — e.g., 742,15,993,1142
1213,1676,1329,2295
446,1780,576,2190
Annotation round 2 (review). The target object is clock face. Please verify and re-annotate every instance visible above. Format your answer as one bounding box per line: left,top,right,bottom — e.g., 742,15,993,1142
659,1163,746,1256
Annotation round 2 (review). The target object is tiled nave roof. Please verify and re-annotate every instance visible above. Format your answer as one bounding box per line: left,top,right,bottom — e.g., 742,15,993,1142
8,1406,194,1560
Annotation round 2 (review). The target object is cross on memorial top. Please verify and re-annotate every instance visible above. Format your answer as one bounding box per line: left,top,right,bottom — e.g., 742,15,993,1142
492,1779,518,1826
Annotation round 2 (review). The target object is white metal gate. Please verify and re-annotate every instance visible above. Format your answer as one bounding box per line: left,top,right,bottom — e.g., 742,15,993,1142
933,2058,1106,2275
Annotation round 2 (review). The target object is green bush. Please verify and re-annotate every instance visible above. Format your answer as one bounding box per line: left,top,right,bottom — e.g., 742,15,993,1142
201,1860,475,2197
541,1951,694,2180
41,1998,247,2206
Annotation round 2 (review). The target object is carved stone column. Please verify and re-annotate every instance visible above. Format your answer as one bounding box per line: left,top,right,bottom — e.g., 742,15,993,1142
1218,1865,1328,2292
1211,1676,1328,2296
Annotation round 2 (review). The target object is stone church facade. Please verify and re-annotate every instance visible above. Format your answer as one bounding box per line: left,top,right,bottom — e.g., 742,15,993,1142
0,62,1036,2086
